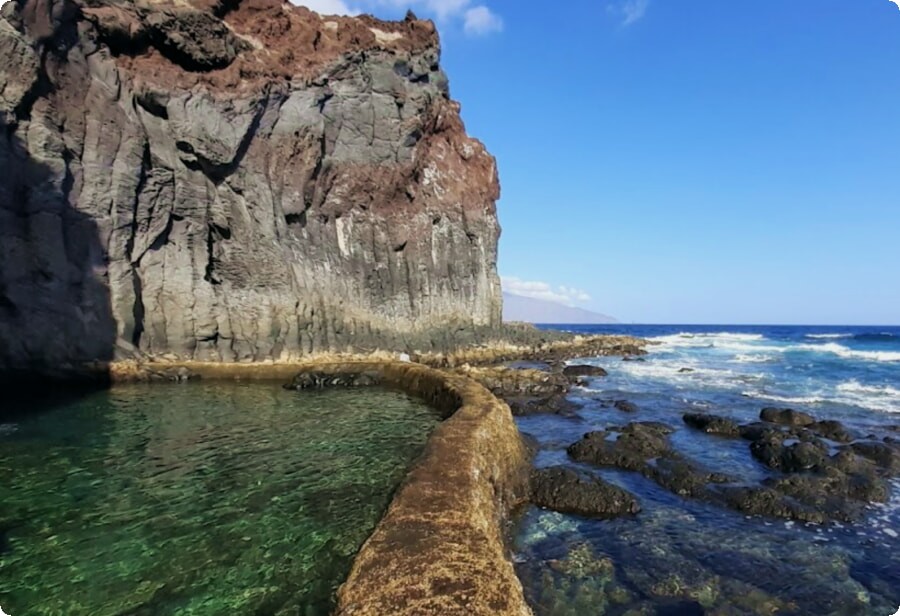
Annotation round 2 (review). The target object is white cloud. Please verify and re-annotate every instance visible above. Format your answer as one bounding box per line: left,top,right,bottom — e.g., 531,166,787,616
463,5,503,36
502,277,592,306
295,0,358,15
609,0,649,26
293,0,503,36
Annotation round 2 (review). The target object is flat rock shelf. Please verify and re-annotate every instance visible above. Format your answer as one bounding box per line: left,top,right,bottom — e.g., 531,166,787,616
0,382,441,615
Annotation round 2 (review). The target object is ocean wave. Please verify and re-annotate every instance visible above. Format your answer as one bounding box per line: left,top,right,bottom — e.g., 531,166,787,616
652,332,765,344
837,380,900,398
742,381,900,414
794,343,900,363
732,354,777,363
852,333,900,343
743,391,827,406
805,333,852,340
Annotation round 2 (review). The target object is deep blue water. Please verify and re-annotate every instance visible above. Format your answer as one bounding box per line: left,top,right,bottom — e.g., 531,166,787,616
514,324,900,615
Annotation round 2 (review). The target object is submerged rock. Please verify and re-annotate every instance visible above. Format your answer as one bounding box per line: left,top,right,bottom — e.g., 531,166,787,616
530,466,640,519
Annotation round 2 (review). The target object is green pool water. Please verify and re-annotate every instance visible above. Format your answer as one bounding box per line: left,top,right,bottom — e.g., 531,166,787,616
0,383,440,616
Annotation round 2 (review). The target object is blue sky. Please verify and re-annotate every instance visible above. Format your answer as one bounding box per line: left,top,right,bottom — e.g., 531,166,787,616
300,0,900,325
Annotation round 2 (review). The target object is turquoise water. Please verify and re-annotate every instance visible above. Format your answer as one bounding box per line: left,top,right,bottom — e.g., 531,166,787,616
516,325,900,615
0,383,439,616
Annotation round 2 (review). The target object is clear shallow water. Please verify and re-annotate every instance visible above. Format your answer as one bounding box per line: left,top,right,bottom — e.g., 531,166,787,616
0,383,439,616
515,325,900,615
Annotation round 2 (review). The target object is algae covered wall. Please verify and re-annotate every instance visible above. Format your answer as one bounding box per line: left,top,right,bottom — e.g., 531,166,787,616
0,0,502,375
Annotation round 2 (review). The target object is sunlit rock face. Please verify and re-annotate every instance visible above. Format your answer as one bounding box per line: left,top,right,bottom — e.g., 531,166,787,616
0,0,501,370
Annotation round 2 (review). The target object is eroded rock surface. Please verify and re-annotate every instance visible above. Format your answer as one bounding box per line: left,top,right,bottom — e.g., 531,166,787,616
0,0,502,374
530,466,640,519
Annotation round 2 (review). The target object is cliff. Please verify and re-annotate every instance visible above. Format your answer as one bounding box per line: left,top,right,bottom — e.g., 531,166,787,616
0,0,502,374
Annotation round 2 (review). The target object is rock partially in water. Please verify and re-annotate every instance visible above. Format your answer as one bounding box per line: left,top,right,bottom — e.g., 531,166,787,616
682,412,741,438
749,433,829,472
286,371,381,390
567,423,673,472
613,400,639,413
810,420,855,444
531,466,641,519
562,364,608,382
508,394,583,417
845,441,900,474
760,407,816,427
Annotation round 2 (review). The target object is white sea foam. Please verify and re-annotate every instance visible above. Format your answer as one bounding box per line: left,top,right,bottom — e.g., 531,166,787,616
805,333,853,340
733,353,777,364
742,380,900,413
652,332,765,345
743,391,828,406
794,342,900,363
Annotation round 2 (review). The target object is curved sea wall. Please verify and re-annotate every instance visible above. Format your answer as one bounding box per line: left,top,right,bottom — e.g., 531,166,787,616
121,360,534,615
0,0,501,375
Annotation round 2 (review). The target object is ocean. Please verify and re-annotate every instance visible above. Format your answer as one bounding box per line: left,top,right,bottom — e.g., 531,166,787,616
514,324,900,614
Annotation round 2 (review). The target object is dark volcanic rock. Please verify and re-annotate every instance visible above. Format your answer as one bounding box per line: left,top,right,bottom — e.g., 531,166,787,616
846,441,900,474
0,0,503,372
682,413,741,437
809,420,855,444
530,466,640,519
508,394,583,417
760,408,816,427
287,371,380,390
749,435,829,473
613,400,639,413
568,423,673,472
719,486,826,524
562,365,608,381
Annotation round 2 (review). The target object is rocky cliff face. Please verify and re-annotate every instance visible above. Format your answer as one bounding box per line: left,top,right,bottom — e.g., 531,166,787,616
0,0,501,372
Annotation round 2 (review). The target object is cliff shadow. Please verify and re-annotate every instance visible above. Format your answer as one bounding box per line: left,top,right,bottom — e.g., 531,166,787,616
0,115,117,419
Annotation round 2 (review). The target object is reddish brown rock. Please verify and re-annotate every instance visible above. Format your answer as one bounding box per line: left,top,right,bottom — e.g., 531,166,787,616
0,0,502,372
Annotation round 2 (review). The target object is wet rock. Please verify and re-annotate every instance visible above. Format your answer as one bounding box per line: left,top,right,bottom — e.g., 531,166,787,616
567,423,673,471
845,441,900,474
809,420,855,444
750,436,829,473
147,366,200,383
614,400,639,413
562,364,608,381
719,486,826,524
286,371,380,390
456,366,569,399
647,458,732,499
678,368,695,373
760,407,816,427
508,395,583,417
771,471,888,518
530,466,641,519
682,413,741,438
622,356,646,362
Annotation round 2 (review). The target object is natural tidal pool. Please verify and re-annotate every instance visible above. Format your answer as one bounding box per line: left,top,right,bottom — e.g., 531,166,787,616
0,382,440,616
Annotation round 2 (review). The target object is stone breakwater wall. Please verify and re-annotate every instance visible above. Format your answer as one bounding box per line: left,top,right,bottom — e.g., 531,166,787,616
117,360,534,616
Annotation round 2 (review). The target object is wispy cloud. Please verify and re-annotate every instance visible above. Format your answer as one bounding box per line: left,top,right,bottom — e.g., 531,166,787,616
502,276,592,306
609,0,649,26
297,0,358,15
293,0,504,36
463,6,503,36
